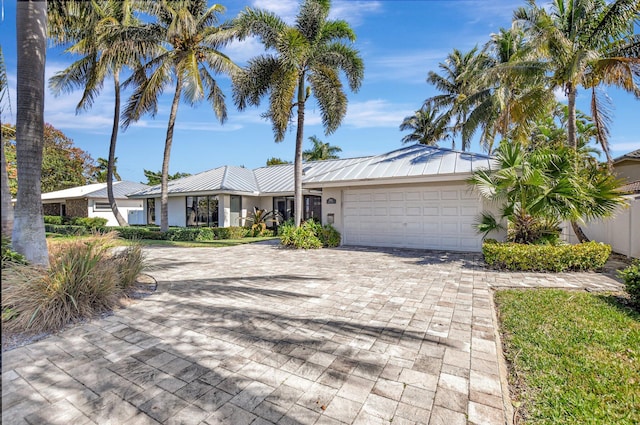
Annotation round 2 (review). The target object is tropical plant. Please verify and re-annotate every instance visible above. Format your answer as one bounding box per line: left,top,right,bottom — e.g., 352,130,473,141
232,0,364,226
399,104,447,146
266,157,290,166
246,207,283,236
142,169,191,186
425,47,489,151
468,142,626,244
514,0,640,163
303,135,342,161
50,0,156,227
93,157,121,183
13,0,49,266
123,0,239,232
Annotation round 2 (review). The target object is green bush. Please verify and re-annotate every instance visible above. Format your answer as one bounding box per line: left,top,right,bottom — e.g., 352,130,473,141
318,224,341,247
2,232,144,333
165,227,216,241
618,260,640,305
45,224,88,236
70,217,108,231
1,237,27,268
43,215,63,225
482,240,611,272
110,226,165,240
280,221,323,249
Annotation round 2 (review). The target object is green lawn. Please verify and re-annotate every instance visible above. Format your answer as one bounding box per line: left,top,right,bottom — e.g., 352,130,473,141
495,289,640,425
46,233,278,248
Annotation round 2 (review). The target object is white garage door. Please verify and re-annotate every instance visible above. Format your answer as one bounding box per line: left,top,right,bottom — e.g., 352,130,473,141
342,185,482,251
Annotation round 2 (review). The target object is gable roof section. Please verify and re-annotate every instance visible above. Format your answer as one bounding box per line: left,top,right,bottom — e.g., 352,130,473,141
129,166,259,198
303,144,494,186
613,149,640,163
42,181,149,202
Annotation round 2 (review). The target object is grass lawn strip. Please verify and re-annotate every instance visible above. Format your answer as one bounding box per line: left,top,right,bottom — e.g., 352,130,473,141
495,289,639,425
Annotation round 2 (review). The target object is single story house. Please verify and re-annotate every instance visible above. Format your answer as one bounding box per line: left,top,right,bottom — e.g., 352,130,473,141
128,145,503,252
41,181,149,226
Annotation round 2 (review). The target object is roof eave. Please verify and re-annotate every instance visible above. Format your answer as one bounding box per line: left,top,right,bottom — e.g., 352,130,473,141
303,172,473,189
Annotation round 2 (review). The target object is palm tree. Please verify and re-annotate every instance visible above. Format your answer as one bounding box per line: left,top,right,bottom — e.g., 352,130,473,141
13,0,48,265
399,104,447,146
50,0,154,227
233,0,364,226
425,47,488,151
122,0,239,232
514,0,640,163
303,135,342,161
466,26,553,153
93,157,121,182
468,141,625,244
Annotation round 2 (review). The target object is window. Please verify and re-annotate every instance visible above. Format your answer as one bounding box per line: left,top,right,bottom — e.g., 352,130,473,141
186,196,218,227
94,202,111,211
147,199,155,224
304,195,322,221
273,195,321,222
230,195,242,226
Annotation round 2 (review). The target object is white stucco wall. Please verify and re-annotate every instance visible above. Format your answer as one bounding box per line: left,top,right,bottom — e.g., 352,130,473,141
321,188,342,231
88,198,144,227
168,197,186,227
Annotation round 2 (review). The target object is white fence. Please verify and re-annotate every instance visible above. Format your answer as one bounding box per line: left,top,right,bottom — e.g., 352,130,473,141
565,195,640,258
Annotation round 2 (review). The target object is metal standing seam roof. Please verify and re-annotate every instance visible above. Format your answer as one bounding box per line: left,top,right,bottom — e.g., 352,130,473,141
128,166,259,197
41,181,150,201
302,144,494,185
126,145,494,198
613,149,640,162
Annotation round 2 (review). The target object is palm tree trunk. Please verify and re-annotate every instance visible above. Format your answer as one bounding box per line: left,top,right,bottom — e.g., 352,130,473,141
571,220,590,243
13,0,49,266
1,127,14,238
567,84,577,150
294,75,305,227
108,71,128,226
160,78,183,232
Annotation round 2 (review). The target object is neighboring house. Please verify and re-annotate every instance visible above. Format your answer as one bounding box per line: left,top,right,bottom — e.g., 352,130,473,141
565,148,640,258
128,145,503,252
42,181,149,226
612,148,640,184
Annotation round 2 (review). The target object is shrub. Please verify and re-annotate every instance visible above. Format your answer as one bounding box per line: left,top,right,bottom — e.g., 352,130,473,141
279,221,323,249
1,232,145,333
318,223,341,247
70,217,108,231
45,224,88,236
112,243,145,293
482,240,611,272
1,236,27,268
110,226,164,240
43,215,63,225
618,260,640,305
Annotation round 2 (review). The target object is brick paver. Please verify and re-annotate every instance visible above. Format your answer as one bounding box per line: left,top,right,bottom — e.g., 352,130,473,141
1,243,622,424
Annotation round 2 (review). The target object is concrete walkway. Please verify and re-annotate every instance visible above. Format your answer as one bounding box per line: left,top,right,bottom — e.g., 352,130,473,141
1,244,623,425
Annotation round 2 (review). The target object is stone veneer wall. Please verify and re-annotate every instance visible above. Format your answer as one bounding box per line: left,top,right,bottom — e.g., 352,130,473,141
43,203,61,216
65,199,88,218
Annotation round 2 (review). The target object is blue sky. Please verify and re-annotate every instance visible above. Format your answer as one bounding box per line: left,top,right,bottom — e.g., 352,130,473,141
1,0,638,184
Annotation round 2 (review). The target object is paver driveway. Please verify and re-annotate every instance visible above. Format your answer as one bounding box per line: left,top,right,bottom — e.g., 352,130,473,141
2,243,623,425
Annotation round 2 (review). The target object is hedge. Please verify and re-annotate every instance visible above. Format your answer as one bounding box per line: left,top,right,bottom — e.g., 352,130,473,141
618,260,640,305
482,240,611,272
44,224,88,236
107,226,250,241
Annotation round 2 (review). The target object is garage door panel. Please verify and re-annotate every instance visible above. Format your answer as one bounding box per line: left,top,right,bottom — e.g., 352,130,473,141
342,186,482,252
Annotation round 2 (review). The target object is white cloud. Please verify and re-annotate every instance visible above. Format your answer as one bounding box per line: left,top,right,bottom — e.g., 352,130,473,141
251,0,382,26
610,141,640,152
221,37,267,65
366,50,448,84
343,99,413,128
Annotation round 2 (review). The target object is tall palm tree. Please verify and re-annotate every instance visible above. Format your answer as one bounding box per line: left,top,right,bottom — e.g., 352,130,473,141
50,0,154,226
233,0,364,226
399,104,446,146
93,157,121,182
514,0,640,163
425,47,488,151
466,26,553,153
303,135,342,161
13,0,48,265
122,0,239,232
